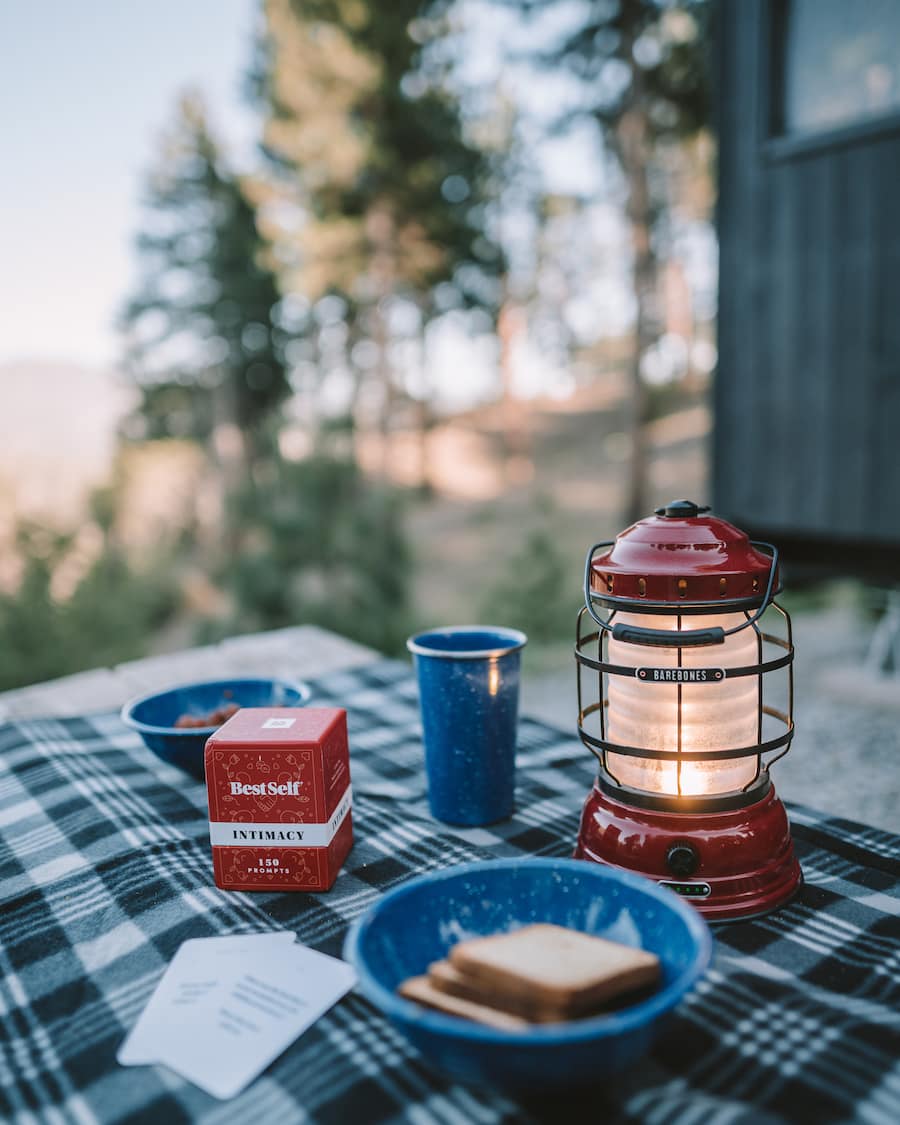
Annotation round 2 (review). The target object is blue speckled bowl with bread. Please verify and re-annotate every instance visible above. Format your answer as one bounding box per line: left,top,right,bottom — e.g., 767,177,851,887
344,857,712,1092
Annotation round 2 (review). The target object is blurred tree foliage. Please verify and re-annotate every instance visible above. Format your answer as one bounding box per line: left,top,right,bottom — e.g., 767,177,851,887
262,0,503,300
0,514,177,693
121,93,290,467
118,85,418,653
213,439,412,651
479,509,576,645
532,0,711,522
255,0,504,482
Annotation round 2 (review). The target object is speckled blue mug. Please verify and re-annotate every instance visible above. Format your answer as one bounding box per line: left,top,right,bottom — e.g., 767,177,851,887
406,626,527,826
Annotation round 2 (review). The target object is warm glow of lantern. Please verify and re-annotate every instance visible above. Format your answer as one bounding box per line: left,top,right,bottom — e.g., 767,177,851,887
606,611,759,796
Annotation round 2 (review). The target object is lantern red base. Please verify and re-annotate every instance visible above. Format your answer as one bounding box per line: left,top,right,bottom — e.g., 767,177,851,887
574,780,802,922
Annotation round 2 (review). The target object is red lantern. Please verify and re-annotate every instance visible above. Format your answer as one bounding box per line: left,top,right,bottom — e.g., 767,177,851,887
574,500,802,921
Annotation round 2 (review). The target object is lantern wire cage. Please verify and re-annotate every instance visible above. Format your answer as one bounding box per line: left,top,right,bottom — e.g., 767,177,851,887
575,573,794,814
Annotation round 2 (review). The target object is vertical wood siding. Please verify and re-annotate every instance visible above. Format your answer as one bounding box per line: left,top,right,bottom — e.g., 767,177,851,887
714,0,900,547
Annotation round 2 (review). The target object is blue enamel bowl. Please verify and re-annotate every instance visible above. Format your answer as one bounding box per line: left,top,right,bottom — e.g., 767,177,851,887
121,677,310,781
344,858,712,1092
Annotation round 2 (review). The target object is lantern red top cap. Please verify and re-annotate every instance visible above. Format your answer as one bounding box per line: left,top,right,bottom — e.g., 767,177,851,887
590,500,777,605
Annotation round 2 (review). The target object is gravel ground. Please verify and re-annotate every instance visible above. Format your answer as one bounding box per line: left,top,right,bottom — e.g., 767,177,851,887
522,604,900,834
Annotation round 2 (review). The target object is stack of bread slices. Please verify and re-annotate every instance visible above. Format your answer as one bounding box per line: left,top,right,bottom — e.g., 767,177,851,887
398,923,661,1030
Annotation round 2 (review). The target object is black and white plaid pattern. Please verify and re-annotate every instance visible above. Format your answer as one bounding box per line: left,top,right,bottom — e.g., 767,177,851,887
1,660,898,1124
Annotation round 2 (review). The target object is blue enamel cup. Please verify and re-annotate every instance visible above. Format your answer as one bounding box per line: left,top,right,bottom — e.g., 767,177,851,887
406,626,527,826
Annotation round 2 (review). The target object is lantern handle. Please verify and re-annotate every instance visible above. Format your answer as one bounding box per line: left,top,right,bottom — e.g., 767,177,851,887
582,541,780,648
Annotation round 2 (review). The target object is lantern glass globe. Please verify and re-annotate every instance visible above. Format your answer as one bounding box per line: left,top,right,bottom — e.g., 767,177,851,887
607,612,759,796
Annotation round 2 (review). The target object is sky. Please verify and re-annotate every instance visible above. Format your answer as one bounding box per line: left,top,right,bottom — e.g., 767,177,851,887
0,0,258,369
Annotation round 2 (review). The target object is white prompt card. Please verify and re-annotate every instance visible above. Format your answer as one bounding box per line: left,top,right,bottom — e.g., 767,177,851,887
118,932,357,1100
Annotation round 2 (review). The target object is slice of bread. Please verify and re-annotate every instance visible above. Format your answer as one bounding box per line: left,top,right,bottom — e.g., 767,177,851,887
448,923,660,1015
427,959,562,1023
398,975,529,1031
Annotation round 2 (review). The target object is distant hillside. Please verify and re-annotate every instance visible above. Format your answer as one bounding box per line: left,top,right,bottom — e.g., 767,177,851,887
0,360,135,524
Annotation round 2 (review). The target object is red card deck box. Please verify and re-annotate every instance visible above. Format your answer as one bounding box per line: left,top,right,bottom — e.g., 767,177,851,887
204,707,352,892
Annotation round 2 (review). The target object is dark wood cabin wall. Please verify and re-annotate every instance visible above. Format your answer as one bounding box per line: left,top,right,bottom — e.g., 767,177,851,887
714,0,900,551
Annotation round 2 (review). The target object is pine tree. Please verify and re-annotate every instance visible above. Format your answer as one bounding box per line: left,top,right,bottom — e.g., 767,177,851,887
222,443,413,652
120,89,413,650
121,93,290,470
256,0,504,482
528,0,711,521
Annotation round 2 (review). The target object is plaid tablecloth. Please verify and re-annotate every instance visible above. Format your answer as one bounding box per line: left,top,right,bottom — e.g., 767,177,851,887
1,660,898,1125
